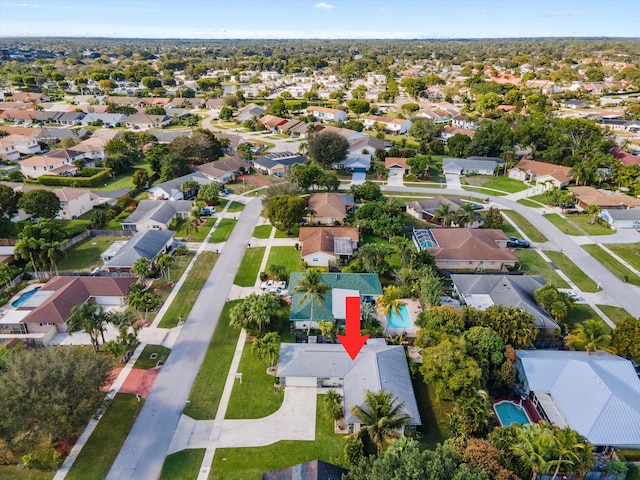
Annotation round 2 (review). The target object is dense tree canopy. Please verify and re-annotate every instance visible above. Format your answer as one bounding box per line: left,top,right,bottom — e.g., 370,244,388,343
307,132,349,167
18,189,61,219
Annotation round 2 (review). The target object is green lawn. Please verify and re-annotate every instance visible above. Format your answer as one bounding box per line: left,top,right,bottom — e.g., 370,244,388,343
565,304,603,330
501,210,548,242
252,225,273,239
499,221,518,237
606,243,640,271
544,251,599,292
583,244,640,287
529,193,552,204
412,370,453,449
274,226,299,238
175,218,216,242
627,464,640,480
567,214,615,236
543,213,584,236
133,344,171,369
58,210,94,236
0,466,54,480
185,301,241,420
226,201,246,213
514,250,569,288
479,175,527,193
234,247,265,287
159,449,205,480
92,159,154,192
517,199,543,208
209,218,236,243
159,252,219,328
225,340,284,419
66,394,144,480
266,246,302,279
105,209,133,229
210,395,347,480
57,236,124,272
462,186,507,196
597,305,634,325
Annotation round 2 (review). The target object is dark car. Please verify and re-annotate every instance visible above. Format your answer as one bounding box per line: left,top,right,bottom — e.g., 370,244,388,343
507,237,530,248
200,207,215,217
470,203,484,210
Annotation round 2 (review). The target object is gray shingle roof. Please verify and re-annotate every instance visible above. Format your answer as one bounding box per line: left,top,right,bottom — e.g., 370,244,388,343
123,200,192,227
451,274,559,330
277,344,421,426
148,172,211,199
104,230,175,268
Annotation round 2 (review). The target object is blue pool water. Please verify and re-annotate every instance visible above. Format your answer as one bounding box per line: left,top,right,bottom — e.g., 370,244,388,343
494,401,531,426
387,304,412,329
12,287,41,308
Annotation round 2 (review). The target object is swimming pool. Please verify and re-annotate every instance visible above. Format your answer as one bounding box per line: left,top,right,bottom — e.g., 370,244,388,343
387,304,412,329
12,286,41,308
493,400,531,426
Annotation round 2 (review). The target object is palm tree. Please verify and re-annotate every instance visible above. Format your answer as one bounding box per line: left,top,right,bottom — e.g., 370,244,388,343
451,389,495,438
348,389,411,455
550,427,592,480
252,332,280,371
585,204,600,225
433,202,455,226
511,423,556,480
323,389,343,421
294,269,331,336
377,285,406,324
41,240,66,277
68,303,105,352
156,253,174,282
455,203,476,228
566,319,616,355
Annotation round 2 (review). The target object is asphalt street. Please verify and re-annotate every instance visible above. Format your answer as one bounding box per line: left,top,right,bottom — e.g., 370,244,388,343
107,196,262,480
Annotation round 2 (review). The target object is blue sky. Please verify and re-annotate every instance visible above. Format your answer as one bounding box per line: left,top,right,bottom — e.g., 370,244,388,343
1,0,639,39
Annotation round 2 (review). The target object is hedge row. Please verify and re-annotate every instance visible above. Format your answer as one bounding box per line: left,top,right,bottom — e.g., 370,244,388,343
37,168,112,187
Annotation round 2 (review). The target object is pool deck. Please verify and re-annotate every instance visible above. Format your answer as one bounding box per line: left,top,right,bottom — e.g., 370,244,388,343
493,397,542,425
380,298,421,338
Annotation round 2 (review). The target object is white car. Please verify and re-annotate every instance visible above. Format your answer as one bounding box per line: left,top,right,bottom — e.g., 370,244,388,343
260,279,286,291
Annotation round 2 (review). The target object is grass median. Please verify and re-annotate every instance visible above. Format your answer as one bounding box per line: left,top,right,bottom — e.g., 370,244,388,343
502,210,548,242
134,344,171,369
66,394,144,480
544,251,598,292
252,224,273,239
266,246,302,278
514,250,569,288
233,247,265,287
159,252,219,328
209,218,236,243
543,213,583,236
606,243,640,271
159,449,205,480
583,244,640,287
597,305,633,325
184,300,241,420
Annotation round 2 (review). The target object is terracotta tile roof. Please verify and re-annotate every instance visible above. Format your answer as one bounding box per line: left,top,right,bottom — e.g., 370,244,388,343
611,147,640,166
428,228,517,262
569,186,640,208
385,157,410,169
511,159,572,184
307,193,349,219
307,106,342,114
366,115,406,125
258,114,288,129
298,226,358,257
21,276,135,326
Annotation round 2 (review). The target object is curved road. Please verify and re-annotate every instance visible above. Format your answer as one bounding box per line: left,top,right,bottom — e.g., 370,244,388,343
107,197,262,480
382,184,640,318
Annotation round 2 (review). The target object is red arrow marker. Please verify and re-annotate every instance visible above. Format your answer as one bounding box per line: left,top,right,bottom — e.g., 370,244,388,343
337,296,370,360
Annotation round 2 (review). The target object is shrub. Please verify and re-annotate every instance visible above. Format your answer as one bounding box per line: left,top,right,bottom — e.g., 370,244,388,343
38,168,112,187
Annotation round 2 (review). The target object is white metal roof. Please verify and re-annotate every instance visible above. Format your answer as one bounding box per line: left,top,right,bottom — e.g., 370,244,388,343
331,289,359,320
518,350,640,447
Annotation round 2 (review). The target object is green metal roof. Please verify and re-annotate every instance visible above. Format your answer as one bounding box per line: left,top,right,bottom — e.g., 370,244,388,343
289,272,382,322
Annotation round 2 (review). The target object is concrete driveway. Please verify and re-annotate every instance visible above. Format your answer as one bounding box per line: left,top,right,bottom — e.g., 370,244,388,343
351,171,366,184
445,173,462,189
387,168,404,186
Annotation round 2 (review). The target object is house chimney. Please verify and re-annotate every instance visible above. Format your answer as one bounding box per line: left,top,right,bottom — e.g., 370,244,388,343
336,274,340,281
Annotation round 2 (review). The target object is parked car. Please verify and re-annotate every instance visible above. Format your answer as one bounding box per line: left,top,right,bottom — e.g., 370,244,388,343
507,237,530,248
220,188,232,196
470,203,484,210
260,279,286,292
200,207,215,217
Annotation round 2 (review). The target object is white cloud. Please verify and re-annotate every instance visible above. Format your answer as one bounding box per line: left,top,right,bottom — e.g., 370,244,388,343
7,3,39,7
313,2,335,10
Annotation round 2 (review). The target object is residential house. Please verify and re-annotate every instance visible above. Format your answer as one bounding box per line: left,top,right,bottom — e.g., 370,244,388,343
252,152,306,176
236,103,266,122
306,193,354,225
417,109,451,124
317,126,366,143
147,172,212,201
73,136,109,161
442,156,504,175
0,109,40,124
0,139,20,161
262,460,348,480
413,228,517,271
53,187,99,219
125,114,170,129
1,134,42,155
169,97,206,109
385,157,410,175
560,99,590,109
298,226,358,268
79,112,127,126
347,135,385,156
334,154,371,173
569,186,640,210
406,196,484,228
526,80,561,95
611,147,640,166
306,106,347,122
363,115,412,134
451,115,478,130
599,207,640,230
277,343,421,434
57,111,86,125
205,98,225,118
288,272,382,329
438,126,475,145
516,350,640,449
214,132,246,155
20,149,85,178
508,159,572,189
121,200,192,232
258,114,288,132
101,230,175,273
12,92,50,103
194,156,248,184
34,111,62,123
450,274,560,333
0,276,134,345
277,119,309,137
148,129,191,145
